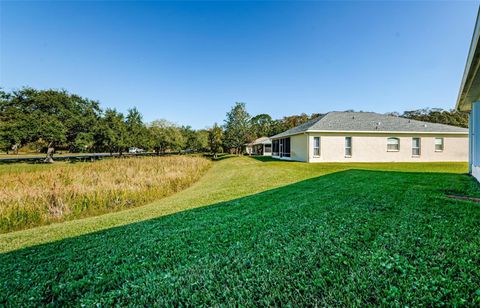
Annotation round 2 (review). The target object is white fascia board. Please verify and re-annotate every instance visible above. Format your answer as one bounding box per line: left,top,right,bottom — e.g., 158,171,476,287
456,9,480,111
270,133,304,139
271,131,468,140
305,130,468,135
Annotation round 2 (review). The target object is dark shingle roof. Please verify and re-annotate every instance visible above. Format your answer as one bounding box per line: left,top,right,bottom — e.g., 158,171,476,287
271,112,468,138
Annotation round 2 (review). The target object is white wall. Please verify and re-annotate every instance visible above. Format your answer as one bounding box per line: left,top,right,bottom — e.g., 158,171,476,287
473,165,480,182
305,132,468,163
271,134,309,162
290,134,308,162
471,102,480,181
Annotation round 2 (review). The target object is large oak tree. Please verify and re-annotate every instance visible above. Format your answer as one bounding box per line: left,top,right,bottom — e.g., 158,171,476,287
223,102,251,154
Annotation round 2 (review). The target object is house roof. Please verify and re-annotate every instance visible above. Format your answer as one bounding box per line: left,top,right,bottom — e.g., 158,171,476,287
271,112,468,139
456,8,480,112
246,136,271,146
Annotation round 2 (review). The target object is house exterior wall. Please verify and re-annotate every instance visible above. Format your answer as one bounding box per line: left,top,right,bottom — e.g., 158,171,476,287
304,132,468,163
271,134,309,161
471,102,480,181
290,134,308,161
245,144,272,156
473,165,480,181
259,144,272,156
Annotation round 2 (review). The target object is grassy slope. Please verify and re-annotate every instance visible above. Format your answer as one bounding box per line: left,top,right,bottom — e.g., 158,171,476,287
1,157,480,305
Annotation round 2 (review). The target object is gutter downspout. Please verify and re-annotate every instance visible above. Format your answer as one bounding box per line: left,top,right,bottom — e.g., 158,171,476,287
469,112,473,174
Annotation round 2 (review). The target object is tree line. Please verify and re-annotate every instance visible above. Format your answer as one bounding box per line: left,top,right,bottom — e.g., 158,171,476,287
0,87,469,161
0,88,210,161
391,108,468,128
0,88,321,160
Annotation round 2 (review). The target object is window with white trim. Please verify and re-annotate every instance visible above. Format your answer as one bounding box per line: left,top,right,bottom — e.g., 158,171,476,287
345,137,352,157
313,137,320,157
412,138,421,156
387,137,400,151
435,138,444,152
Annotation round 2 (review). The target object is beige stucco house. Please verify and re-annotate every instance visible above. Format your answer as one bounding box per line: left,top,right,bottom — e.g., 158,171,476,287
245,137,272,156
270,112,468,163
456,10,480,182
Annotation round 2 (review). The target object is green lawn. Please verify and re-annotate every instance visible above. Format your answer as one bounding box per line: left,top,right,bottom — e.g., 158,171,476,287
1,157,480,305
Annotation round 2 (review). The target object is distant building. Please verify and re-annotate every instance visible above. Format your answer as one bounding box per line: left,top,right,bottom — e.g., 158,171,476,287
245,137,272,156
270,112,468,163
456,10,480,182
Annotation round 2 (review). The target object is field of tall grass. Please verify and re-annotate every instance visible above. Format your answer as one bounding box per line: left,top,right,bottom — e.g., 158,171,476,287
0,156,211,233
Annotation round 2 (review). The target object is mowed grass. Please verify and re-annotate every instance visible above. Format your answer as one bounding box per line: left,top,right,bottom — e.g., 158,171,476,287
0,156,211,232
1,157,480,306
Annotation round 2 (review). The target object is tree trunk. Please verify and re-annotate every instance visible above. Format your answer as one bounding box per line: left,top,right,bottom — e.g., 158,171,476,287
12,144,19,155
44,143,55,163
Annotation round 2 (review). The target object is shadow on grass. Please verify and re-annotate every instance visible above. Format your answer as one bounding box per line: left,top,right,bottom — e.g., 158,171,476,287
1,169,480,305
248,155,298,163
203,153,236,161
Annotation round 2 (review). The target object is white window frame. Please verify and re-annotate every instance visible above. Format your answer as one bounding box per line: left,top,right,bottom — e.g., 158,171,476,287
387,137,400,152
313,137,320,157
412,137,421,156
435,138,444,152
345,137,352,157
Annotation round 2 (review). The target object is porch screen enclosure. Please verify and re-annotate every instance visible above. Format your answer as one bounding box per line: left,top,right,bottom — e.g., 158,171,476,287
272,138,291,157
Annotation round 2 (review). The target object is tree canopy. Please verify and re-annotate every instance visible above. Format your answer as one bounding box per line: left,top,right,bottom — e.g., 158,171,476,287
400,108,468,128
223,102,251,154
0,88,207,159
148,119,186,153
208,123,223,158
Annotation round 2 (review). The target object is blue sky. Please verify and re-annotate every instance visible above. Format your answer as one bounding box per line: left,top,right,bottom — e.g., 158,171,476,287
1,1,478,128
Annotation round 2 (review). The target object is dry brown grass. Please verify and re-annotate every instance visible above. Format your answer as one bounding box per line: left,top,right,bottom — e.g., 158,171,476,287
0,156,212,233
